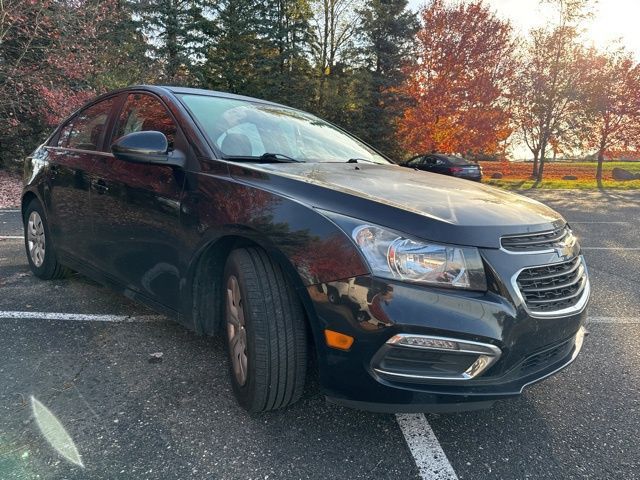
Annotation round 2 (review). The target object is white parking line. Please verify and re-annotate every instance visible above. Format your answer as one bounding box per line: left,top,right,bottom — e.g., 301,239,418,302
588,316,640,324
0,236,23,240
396,413,458,480
581,247,640,251
570,221,630,224
0,311,166,322
0,209,20,213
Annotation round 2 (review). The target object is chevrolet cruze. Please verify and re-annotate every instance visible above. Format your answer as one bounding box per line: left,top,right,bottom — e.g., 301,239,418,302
22,86,590,413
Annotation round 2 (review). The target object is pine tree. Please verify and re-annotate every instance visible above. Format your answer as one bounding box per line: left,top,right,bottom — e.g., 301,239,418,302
204,0,265,96
355,0,417,158
131,0,210,83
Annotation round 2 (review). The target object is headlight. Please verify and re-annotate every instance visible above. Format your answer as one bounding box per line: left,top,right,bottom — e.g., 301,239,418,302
322,212,487,290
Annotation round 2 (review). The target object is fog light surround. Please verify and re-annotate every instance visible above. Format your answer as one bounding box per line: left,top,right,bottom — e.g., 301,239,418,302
372,334,501,382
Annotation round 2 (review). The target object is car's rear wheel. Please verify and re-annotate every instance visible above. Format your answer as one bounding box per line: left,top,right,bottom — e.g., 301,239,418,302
23,199,70,280
223,247,307,413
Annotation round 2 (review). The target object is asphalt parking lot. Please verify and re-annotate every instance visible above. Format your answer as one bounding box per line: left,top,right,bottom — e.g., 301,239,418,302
1,190,639,480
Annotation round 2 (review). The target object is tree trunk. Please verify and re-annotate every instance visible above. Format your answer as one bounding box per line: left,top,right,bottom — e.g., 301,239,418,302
596,149,604,183
531,151,539,178
536,142,547,183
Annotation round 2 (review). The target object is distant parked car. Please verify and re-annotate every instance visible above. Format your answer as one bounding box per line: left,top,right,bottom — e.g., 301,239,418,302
406,153,482,181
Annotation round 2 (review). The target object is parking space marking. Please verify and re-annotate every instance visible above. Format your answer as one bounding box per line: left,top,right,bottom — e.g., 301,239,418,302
396,413,458,480
588,316,640,324
0,311,166,322
0,209,20,213
581,247,640,250
0,236,23,240
569,221,631,224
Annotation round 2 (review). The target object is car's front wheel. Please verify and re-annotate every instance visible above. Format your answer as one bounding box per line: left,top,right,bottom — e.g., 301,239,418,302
23,199,70,280
223,247,307,413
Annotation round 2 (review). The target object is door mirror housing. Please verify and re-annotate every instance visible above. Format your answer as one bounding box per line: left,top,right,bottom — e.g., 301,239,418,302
111,131,185,167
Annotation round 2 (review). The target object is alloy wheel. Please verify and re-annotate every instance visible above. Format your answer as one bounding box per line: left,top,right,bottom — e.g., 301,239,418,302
226,275,248,386
27,211,46,267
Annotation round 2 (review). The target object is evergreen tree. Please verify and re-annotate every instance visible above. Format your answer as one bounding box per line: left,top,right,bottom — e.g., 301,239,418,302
204,0,314,107
204,0,265,96
355,0,417,158
132,0,211,83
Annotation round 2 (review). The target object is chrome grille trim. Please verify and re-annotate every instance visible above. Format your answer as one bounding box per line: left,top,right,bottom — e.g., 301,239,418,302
501,226,571,254
511,256,590,318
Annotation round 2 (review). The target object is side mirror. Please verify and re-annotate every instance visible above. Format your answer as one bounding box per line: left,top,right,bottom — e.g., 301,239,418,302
111,131,185,167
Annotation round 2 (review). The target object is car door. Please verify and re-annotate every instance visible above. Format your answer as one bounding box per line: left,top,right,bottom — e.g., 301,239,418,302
44,97,117,261
90,92,186,310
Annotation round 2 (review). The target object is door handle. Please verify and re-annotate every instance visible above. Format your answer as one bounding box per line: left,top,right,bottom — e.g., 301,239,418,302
93,179,109,194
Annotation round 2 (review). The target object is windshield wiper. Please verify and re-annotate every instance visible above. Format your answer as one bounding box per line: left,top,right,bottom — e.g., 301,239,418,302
222,153,304,163
346,158,376,164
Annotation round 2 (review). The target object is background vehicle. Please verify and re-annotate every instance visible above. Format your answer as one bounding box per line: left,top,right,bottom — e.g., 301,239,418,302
406,154,482,181
22,86,588,414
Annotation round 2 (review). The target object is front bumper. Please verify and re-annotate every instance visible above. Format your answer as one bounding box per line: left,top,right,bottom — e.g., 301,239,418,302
306,249,589,412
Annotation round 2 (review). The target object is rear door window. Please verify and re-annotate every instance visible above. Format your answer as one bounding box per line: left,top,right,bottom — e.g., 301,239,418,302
58,98,115,151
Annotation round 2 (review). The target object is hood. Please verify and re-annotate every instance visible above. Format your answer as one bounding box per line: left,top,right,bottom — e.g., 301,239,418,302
229,162,565,248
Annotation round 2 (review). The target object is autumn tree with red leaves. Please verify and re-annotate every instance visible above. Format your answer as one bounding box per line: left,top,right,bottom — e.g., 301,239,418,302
580,47,640,183
512,0,592,181
398,0,516,157
0,0,150,169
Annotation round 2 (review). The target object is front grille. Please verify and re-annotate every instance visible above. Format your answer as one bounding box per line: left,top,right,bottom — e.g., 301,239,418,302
516,256,587,313
501,226,570,252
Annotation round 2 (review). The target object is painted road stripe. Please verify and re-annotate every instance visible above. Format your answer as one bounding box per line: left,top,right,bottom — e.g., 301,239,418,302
581,247,640,251
570,221,630,224
0,311,166,322
588,316,640,324
0,209,20,213
0,236,23,240
396,413,458,480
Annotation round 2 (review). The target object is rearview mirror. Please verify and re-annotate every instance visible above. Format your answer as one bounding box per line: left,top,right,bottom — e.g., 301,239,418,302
111,131,184,167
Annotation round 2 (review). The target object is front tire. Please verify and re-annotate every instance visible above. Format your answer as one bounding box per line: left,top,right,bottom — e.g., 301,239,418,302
223,247,307,413
23,199,70,280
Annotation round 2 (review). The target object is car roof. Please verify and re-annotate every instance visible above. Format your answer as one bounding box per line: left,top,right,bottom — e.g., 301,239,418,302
145,85,289,108
86,85,290,110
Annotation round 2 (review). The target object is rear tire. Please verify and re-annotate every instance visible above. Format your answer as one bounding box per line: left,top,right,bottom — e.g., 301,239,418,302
23,199,70,280
223,247,307,413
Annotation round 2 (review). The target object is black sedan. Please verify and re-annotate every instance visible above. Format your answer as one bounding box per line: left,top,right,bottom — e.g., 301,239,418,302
21,86,589,413
406,153,482,181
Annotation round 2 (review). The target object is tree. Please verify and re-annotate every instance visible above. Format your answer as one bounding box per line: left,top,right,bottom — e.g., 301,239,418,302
580,48,640,183
204,0,265,95
0,0,149,170
309,0,359,112
355,0,417,157
204,0,314,107
513,0,591,181
132,0,210,83
399,0,516,157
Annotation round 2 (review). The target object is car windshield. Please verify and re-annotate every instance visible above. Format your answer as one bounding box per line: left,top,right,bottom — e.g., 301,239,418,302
178,94,390,164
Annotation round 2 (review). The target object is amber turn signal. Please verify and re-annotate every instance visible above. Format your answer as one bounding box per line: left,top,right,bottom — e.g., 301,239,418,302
324,329,354,351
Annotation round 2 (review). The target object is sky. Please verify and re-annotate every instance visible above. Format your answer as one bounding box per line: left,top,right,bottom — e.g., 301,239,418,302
408,0,640,60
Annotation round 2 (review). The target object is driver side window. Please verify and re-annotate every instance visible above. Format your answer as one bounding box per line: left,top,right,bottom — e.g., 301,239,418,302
113,93,177,149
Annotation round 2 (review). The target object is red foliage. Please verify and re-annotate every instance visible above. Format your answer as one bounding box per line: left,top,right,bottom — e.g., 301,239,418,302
479,161,638,180
398,0,516,156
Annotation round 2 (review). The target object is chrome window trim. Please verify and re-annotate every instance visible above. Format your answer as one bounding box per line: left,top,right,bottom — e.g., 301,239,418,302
45,146,114,158
510,255,590,318
373,334,502,381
